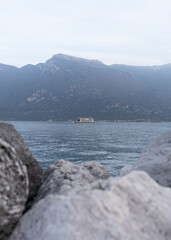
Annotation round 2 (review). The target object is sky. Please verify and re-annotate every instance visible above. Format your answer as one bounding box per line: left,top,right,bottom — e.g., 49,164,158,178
0,0,171,67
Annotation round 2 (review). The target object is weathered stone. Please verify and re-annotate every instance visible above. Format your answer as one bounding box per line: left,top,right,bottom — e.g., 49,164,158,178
0,138,29,240
34,159,109,202
10,171,171,240
120,131,171,187
0,122,43,200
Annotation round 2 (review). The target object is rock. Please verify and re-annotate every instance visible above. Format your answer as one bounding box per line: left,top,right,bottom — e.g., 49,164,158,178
9,171,171,240
0,122,43,200
34,159,109,203
0,138,29,240
120,131,171,187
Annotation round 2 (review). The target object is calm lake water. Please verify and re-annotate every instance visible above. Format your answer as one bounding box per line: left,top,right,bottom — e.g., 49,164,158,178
7,121,171,176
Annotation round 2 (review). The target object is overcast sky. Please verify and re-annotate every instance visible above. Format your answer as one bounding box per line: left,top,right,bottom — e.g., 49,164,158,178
0,0,171,67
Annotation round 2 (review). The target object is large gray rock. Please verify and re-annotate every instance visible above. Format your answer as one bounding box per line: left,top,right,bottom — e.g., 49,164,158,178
35,159,109,202
10,171,171,240
120,131,171,187
0,122,43,200
0,138,29,240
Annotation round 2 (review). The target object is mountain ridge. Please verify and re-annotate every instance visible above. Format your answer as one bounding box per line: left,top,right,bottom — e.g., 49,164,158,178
1,54,171,69
0,54,171,121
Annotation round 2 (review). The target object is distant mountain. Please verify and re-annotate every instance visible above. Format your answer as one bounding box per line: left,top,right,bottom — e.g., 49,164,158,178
111,64,171,96
0,54,171,121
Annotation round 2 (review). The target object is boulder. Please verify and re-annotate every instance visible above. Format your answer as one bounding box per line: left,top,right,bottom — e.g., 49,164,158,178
0,138,29,240
34,159,109,202
9,171,171,240
120,131,171,187
0,122,43,200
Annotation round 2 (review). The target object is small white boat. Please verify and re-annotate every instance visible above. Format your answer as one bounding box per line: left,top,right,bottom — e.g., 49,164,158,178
75,117,95,123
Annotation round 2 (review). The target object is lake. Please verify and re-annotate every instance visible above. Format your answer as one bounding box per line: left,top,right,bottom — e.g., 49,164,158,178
7,121,171,176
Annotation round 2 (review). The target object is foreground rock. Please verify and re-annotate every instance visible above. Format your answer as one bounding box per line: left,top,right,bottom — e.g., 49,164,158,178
0,122,43,200
35,159,109,202
120,131,171,187
0,138,29,240
10,171,171,240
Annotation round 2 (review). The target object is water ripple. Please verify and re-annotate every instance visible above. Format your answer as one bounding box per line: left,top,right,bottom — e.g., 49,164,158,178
7,121,171,176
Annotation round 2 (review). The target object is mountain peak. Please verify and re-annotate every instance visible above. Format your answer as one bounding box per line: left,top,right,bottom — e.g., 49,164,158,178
50,53,104,66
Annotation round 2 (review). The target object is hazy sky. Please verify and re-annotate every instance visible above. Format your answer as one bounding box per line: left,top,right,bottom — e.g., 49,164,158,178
1,0,171,67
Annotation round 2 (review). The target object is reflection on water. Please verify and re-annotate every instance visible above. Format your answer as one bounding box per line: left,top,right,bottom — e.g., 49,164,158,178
7,121,171,176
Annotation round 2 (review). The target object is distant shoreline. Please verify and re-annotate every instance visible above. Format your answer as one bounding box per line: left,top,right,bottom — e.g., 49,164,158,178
1,119,171,123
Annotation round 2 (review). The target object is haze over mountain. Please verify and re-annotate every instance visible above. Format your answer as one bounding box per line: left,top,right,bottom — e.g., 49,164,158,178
0,54,171,121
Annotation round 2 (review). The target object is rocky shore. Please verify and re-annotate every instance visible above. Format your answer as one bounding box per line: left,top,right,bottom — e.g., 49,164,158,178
1,122,171,240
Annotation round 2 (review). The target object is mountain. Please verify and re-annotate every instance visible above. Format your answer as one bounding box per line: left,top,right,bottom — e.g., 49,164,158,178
0,54,171,121
111,64,171,96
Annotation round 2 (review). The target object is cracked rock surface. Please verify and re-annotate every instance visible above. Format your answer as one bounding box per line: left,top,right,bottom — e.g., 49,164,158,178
0,122,42,200
34,159,110,203
0,138,29,240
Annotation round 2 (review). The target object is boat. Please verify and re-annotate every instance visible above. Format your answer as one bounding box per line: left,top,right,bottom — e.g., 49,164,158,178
75,117,95,123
